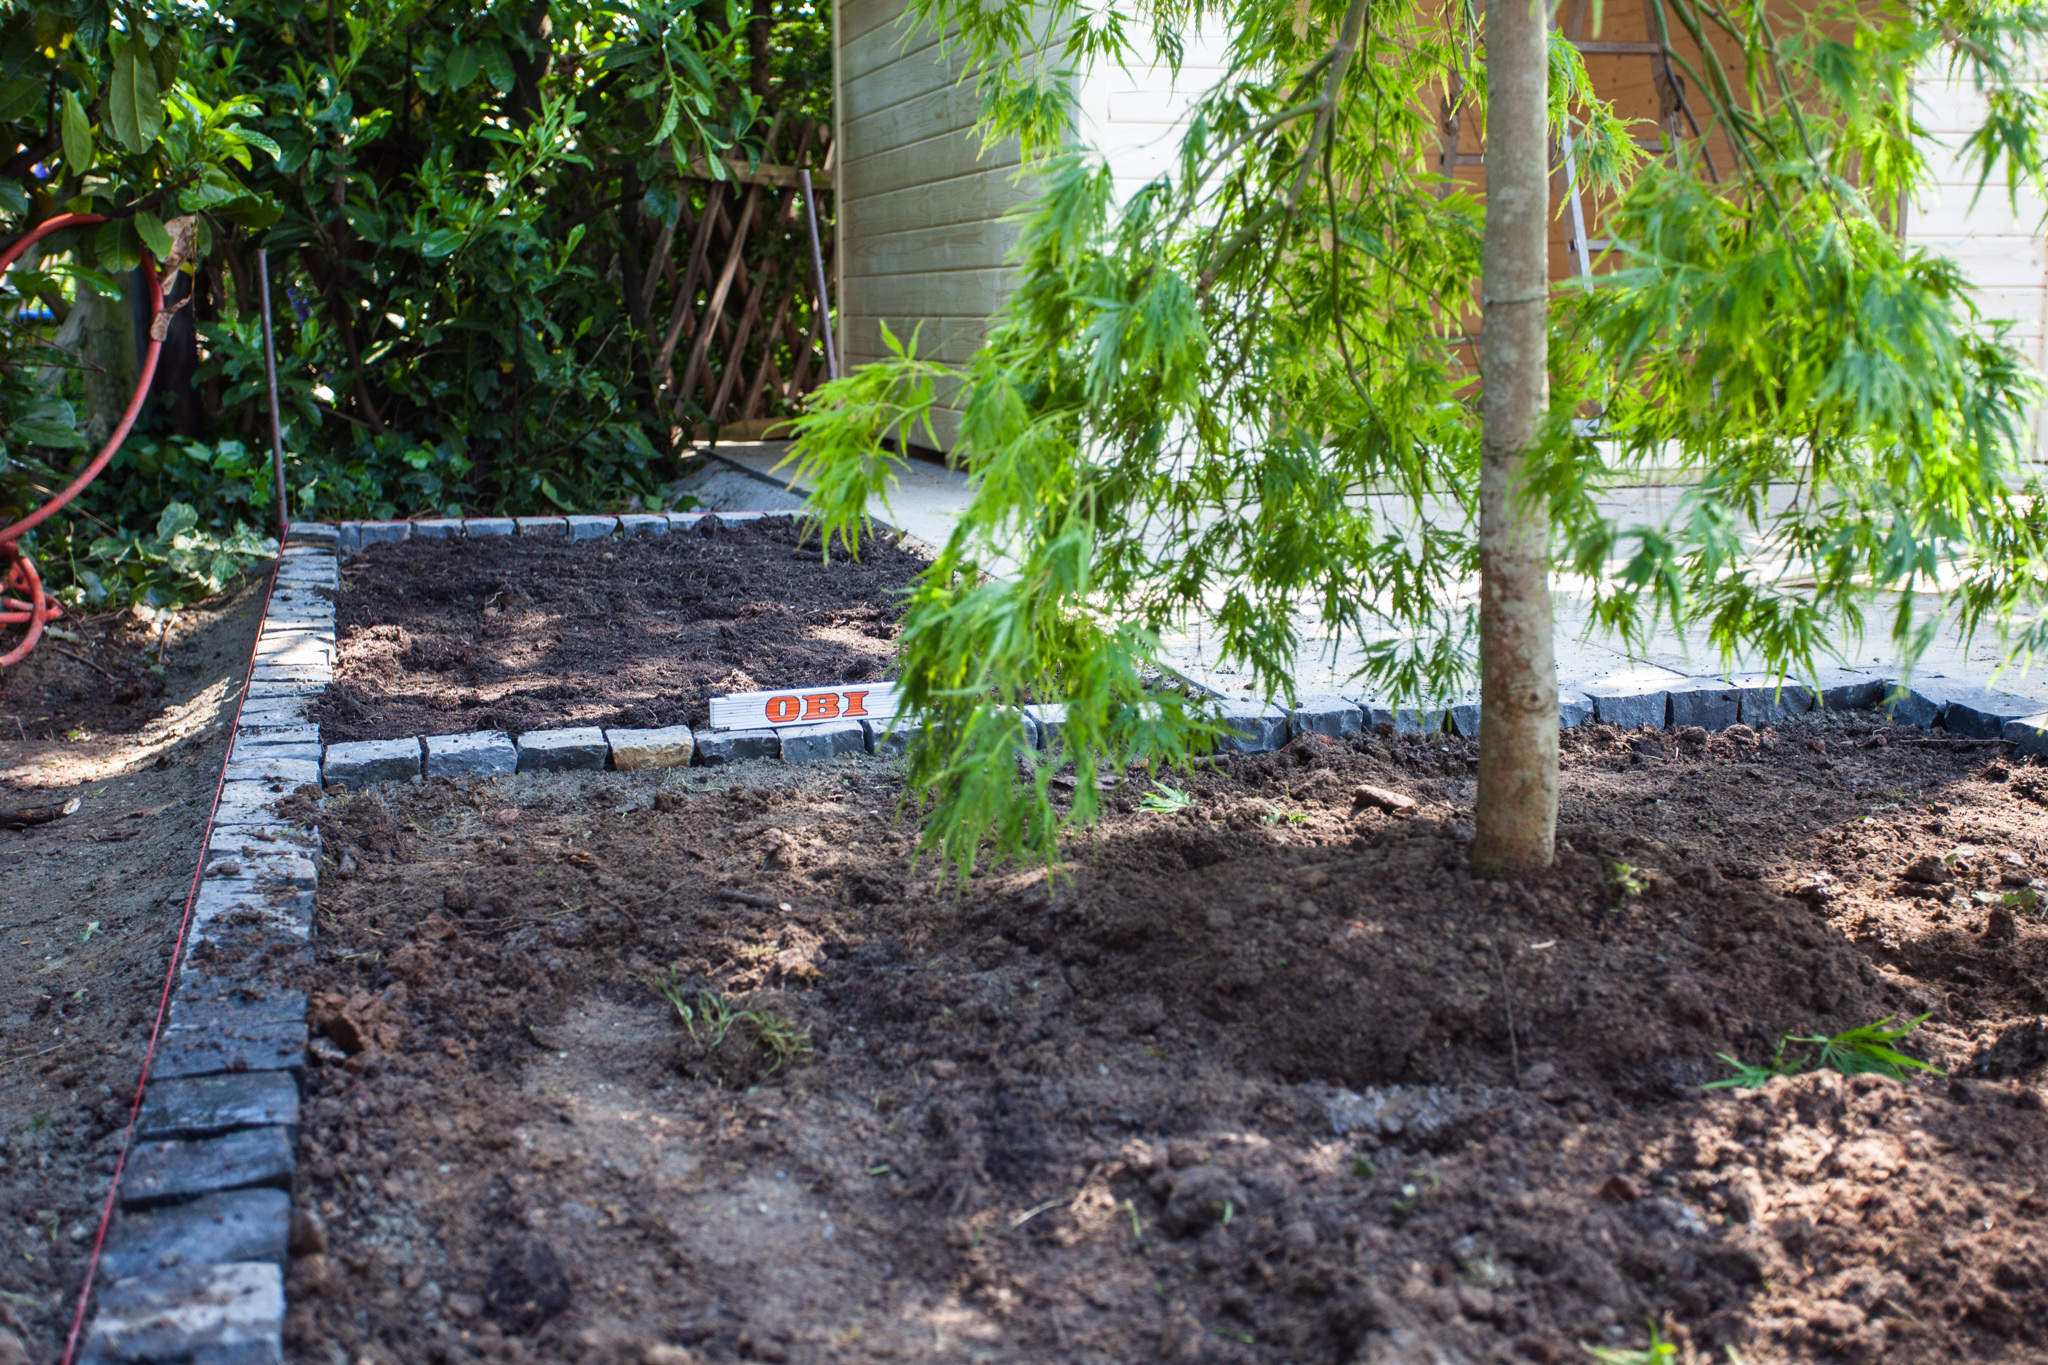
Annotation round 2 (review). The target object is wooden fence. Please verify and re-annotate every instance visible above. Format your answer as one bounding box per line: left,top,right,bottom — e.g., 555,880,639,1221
654,114,835,435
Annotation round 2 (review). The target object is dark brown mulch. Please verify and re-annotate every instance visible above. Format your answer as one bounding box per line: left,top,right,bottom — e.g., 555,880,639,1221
0,609,173,742
309,521,922,744
287,711,2048,1365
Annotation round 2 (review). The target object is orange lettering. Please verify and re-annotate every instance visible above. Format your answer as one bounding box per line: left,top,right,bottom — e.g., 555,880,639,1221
801,693,840,720
765,696,801,723
842,690,870,718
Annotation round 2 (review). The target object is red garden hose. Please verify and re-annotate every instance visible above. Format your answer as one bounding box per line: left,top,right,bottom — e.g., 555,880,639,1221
1,211,164,667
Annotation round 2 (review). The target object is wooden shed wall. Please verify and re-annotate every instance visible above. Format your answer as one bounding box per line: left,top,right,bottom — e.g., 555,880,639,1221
1905,67,2048,459
835,0,1024,448
837,0,2048,457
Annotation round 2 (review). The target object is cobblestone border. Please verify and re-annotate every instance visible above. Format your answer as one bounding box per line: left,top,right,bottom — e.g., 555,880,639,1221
78,529,337,1364
79,511,2048,1357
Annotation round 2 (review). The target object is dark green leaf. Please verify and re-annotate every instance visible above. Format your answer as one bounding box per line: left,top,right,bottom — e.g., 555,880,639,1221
60,90,92,176
445,44,480,91
109,41,163,153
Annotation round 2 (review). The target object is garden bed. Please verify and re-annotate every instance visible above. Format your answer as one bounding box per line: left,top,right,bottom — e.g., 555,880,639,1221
310,520,923,744
283,713,2046,1364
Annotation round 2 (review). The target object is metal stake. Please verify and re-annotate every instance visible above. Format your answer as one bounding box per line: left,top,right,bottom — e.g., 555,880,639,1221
799,169,838,381
256,247,288,535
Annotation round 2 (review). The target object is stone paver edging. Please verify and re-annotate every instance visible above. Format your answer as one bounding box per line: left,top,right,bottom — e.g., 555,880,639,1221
78,510,2048,1357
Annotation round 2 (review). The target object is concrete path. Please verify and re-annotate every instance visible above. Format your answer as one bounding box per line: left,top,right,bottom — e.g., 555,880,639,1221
678,440,2048,707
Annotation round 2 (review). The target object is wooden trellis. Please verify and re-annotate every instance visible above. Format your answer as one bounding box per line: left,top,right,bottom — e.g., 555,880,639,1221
648,115,836,434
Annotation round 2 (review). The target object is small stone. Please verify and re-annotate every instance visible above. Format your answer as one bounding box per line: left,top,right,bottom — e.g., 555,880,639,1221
1352,785,1417,816
1807,1300,1864,1335
1600,1173,1644,1202
446,1291,483,1320
1985,907,2019,944
1455,1285,1499,1320
1160,1165,1247,1235
290,1208,328,1257
1280,1219,1319,1253
1902,854,1950,885
484,1237,572,1332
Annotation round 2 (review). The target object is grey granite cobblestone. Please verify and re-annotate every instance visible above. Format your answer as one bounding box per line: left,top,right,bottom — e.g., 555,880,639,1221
228,736,321,765
137,1073,299,1142
122,1128,295,1210
354,521,410,549
322,737,422,787
617,514,669,536
204,825,319,863
222,753,321,788
566,514,619,540
1580,667,1685,729
1028,702,1069,748
154,1018,307,1081
862,718,919,755
1732,675,1815,727
410,518,463,538
1666,678,1741,730
79,1260,284,1364
166,985,307,1033
781,719,867,763
1287,695,1363,740
1920,678,2048,738
285,522,338,545
1446,699,1482,739
514,515,567,537
465,517,516,536
1212,699,1290,753
97,1190,291,1282
515,726,609,771
697,727,781,764
424,730,517,778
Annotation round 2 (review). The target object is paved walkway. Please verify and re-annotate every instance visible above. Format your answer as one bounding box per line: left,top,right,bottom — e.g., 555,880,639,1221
679,440,2048,706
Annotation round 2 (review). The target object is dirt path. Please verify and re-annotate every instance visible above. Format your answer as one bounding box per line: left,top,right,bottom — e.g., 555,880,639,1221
0,579,267,1360
291,713,2047,1364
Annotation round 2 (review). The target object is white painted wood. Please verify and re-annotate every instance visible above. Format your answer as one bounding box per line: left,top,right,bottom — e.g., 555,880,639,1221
710,682,902,730
1905,62,2048,460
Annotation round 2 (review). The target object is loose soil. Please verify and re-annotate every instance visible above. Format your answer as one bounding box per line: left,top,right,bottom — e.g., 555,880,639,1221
311,522,924,744
293,712,2048,1365
0,579,267,1361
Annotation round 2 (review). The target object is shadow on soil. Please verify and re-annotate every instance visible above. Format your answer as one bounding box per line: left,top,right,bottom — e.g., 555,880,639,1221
289,711,2047,1365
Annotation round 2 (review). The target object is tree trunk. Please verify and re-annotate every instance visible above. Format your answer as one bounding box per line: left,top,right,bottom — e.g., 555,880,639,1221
1471,0,1558,876
77,276,141,447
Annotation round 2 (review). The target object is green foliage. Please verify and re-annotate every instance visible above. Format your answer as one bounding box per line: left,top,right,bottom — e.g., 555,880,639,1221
55,500,271,610
792,0,2048,877
1706,1014,1944,1090
1138,781,1193,814
0,0,833,615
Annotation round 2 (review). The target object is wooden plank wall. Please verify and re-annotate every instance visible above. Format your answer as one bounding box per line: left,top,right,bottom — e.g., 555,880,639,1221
1905,67,2048,459
836,0,1024,448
